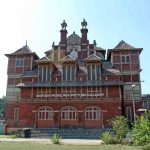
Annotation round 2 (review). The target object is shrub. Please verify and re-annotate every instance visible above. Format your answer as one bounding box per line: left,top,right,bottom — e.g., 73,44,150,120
131,115,150,150
101,131,113,144
111,116,129,143
51,133,62,144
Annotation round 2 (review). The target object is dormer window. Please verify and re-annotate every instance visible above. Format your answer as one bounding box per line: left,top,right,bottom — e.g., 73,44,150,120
39,66,50,82
63,65,75,81
122,55,130,63
87,64,100,81
16,59,24,67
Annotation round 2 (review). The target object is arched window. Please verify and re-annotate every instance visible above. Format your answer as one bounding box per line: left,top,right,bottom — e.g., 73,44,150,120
61,107,77,120
85,107,101,120
37,107,53,120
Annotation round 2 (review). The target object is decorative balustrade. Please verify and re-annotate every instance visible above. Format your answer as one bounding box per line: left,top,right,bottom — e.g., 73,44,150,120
17,80,123,88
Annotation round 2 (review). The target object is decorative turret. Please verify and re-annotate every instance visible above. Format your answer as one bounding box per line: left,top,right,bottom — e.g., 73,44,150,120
60,20,68,50
81,18,88,49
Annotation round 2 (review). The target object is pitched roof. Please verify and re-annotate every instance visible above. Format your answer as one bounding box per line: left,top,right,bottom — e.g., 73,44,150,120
114,40,136,49
5,45,39,58
107,40,143,59
22,68,38,77
36,56,51,63
85,54,102,61
59,55,76,62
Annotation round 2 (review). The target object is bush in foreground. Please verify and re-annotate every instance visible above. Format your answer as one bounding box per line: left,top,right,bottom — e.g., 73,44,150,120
51,133,62,144
101,131,113,144
131,114,150,150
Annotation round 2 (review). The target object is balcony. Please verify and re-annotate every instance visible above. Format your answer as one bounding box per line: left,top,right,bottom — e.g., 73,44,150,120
17,80,123,88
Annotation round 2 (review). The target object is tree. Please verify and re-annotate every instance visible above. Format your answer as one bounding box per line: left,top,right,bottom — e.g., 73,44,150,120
131,112,150,150
111,116,129,143
0,96,5,118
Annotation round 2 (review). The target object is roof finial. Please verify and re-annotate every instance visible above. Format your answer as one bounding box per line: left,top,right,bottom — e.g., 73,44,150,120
52,42,55,48
81,18,87,29
61,20,67,30
26,40,27,46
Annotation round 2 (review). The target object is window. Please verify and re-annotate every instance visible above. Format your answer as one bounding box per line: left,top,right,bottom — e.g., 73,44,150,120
14,108,19,121
63,65,75,81
37,107,53,120
126,107,132,122
87,64,100,80
85,107,101,120
72,66,75,81
16,59,23,67
38,66,50,82
143,100,150,108
61,107,77,119
122,55,130,63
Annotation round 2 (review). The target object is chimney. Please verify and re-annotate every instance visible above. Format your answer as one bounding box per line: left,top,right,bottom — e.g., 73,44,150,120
81,18,88,49
60,20,67,50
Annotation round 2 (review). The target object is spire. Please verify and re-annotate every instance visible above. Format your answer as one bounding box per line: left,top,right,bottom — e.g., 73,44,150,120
26,40,28,46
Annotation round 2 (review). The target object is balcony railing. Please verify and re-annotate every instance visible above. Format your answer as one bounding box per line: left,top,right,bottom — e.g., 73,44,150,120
17,80,123,87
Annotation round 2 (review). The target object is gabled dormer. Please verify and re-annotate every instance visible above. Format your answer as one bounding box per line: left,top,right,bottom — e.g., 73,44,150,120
36,57,55,82
59,55,76,81
85,54,102,81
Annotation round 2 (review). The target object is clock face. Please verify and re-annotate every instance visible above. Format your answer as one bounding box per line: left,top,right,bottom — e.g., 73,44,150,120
70,50,78,59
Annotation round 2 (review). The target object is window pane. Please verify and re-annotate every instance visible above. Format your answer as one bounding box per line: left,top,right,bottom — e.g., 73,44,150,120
72,66,75,81
122,56,125,63
63,66,66,81
20,60,23,66
96,65,100,80
67,66,70,81
39,67,42,81
88,65,91,80
126,56,130,63
47,67,50,81
92,65,95,80
43,67,46,81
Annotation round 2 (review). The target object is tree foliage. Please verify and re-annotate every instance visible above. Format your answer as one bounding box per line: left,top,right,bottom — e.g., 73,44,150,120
131,112,150,150
0,96,5,118
111,116,129,143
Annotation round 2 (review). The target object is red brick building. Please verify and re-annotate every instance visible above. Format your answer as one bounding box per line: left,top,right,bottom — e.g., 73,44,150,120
5,19,143,132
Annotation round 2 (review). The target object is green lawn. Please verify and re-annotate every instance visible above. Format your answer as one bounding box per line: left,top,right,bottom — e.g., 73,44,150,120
0,142,141,150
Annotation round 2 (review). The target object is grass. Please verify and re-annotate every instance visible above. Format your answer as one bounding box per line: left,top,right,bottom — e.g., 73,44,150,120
0,142,142,150
0,135,17,138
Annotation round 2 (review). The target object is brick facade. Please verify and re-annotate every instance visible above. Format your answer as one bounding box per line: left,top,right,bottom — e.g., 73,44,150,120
5,19,144,132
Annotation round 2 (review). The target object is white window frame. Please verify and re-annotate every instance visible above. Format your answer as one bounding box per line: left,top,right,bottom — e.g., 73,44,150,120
143,100,150,108
37,107,53,120
85,107,101,120
121,55,130,64
14,108,19,121
61,107,77,120
16,59,24,67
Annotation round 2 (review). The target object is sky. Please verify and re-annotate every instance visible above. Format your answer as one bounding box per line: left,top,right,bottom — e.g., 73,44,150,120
0,0,150,97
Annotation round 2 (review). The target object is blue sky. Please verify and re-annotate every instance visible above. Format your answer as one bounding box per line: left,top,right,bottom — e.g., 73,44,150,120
0,0,150,97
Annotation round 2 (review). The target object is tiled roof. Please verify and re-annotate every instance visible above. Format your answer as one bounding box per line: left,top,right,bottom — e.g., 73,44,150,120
36,56,51,63
52,64,62,76
102,61,113,69
22,68,38,77
102,68,120,75
59,55,76,62
76,66,87,76
5,45,39,58
11,45,32,54
85,54,102,61
114,40,136,49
